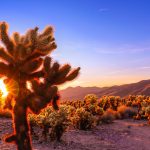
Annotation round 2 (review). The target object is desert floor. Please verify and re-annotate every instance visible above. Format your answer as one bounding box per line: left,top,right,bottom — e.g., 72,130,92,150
0,118,149,150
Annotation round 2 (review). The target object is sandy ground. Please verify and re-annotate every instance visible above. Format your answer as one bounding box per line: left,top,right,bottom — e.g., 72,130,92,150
0,118,149,150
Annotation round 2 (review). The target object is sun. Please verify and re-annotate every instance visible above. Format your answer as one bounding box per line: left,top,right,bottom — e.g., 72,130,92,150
0,79,8,97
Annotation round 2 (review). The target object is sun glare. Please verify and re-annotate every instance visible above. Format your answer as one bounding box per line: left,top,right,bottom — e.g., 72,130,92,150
0,79,8,97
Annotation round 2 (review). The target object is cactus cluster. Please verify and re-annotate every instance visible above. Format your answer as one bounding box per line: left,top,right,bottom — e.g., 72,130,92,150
2,93,148,145
28,105,70,142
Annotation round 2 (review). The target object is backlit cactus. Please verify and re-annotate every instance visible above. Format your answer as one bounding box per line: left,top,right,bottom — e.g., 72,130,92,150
0,22,80,150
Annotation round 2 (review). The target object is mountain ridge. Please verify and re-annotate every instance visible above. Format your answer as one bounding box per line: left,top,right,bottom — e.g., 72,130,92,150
60,79,150,100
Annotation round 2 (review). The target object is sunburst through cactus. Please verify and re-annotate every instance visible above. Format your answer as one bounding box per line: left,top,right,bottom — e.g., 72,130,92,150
0,79,8,97
0,22,80,150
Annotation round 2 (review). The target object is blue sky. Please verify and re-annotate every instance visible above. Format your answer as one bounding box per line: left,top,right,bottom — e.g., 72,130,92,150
1,0,150,88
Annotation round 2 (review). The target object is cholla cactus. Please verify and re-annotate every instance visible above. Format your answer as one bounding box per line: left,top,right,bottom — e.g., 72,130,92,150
48,105,70,141
28,114,38,137
72,107,94,130
0,22,80,150
0,90,3,107
109,96,121,111
29,105,70,141
84,94,98,105
145,106,150,124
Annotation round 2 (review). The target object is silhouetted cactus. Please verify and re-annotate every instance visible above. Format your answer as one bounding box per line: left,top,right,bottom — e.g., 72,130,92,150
0,22,80,150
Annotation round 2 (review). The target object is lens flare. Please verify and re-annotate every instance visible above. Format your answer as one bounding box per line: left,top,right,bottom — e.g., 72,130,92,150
0,79,8,97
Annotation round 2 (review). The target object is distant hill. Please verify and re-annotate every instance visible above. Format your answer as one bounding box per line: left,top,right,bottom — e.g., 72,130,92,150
60,79,150,100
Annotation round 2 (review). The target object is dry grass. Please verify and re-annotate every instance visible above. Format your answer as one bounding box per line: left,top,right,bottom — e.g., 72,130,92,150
100,109,116,123
117,105,137,119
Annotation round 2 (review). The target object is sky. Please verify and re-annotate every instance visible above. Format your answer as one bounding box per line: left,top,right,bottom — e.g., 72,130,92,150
0,0,150,89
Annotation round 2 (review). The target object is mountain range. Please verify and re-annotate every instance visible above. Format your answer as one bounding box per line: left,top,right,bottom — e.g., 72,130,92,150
60,79,150,100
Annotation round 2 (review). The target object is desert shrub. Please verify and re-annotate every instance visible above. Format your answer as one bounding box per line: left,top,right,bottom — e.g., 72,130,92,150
72,107,94,130
100,109,116,124
117,105,137,119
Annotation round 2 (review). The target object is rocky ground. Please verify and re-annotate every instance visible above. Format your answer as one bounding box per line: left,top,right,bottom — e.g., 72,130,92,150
0,118,149,150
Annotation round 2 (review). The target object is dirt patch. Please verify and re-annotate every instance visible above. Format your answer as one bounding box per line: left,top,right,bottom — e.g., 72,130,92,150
0,118,149,150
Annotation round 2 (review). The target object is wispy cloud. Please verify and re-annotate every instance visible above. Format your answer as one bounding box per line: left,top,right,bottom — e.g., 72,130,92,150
107,66,150,75
57,39,150,56
95,45,150,54
98,8,109,12
140,66,150,70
